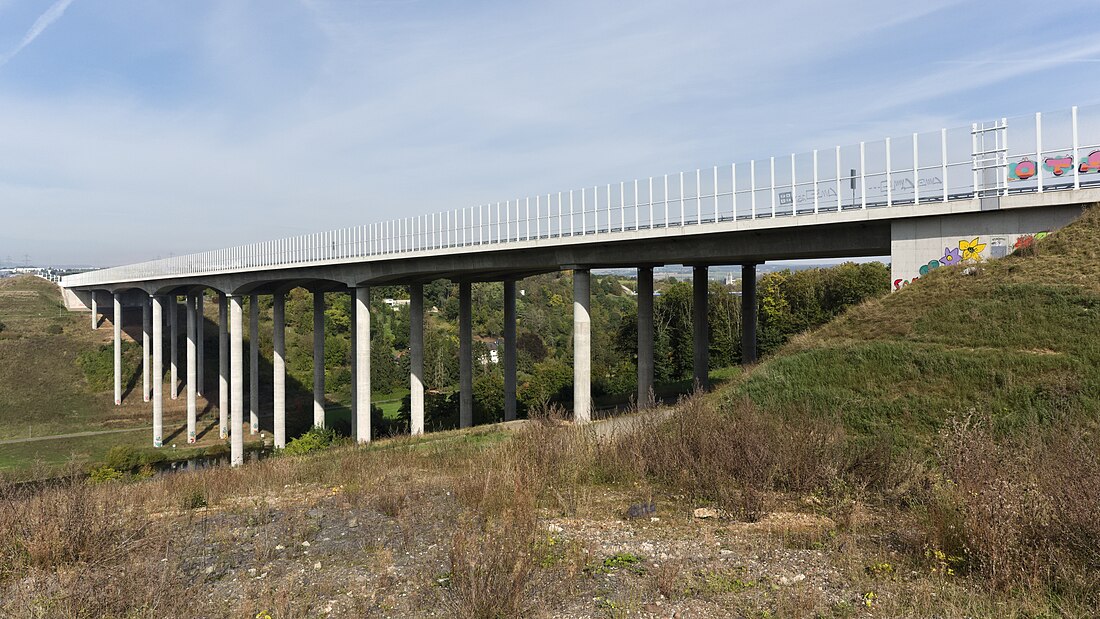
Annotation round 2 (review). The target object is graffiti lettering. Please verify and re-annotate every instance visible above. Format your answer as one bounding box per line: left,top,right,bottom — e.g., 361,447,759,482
1045,156,1075,177
1009,159,1037,180
1079,150,1100,174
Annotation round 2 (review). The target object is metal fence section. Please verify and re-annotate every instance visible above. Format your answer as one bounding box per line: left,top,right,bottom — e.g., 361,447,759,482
63,104,1100,287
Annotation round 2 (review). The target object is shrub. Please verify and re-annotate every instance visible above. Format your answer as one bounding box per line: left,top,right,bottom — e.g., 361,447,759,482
282,426,339,456
88,466,124,484
45,323,62,335
103,446,141,472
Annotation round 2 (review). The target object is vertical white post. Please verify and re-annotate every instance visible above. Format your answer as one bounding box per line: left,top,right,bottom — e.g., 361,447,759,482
813,149,820,213
526,197,531,241
354,286,371,444
860,142,867,208
835,146,841,210
273,291,286,448
536,195,541,239
581,190,586,235
648,177,654,228
712,166,718,223
696,168,702,224
606,184,611,234
750,160,757,218
113,293,122,406
770,156,776,216
186,295,197,443
569,192,575,236
913,133,920,204
1036,112,1044,193
790,153,796,213
731,163,737,218
886,137,893,206
660,174,668,227
410,284,424,435
621,181,627,231
972,123,980,196
152,296,164,448
941,128,949,202
679,171,685,225
1072,105,1080,190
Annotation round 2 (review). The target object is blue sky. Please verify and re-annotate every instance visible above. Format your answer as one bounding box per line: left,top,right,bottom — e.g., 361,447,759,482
1,0,1099,266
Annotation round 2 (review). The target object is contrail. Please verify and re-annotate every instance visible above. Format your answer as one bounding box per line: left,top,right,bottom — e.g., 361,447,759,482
0,0,77,67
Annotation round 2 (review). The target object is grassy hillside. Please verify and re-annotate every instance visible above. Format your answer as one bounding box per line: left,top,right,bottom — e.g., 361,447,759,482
737,203,1100,443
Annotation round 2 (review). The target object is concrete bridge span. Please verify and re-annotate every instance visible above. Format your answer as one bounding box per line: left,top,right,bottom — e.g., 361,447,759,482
62,104,1100,466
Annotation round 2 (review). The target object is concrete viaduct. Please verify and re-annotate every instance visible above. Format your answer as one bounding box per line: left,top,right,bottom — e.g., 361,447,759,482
62,104,1100,466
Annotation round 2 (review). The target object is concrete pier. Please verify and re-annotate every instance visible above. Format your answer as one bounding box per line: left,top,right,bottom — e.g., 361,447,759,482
741,263,758,365
693,265,709,389
350,292,357,438
313,291,325,428
230,295,244,466
249,294,259,434
218,293,229,440
152,296,164,448
573,269,592,423
637,266,654,408
409,283,424,435
142,297,151,403
273,291,286,448
170,297,178,400
503,280,517,421
354,286,371,444
196,294,204,397
186,295,197,443
91,292,98,330
113,293,122,406
458,281,472,428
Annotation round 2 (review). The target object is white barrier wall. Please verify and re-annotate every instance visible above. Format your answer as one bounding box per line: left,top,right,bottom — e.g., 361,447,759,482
890,204,1085,290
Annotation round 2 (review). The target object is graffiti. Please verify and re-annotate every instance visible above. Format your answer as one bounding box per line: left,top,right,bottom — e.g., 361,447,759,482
1009,151,1100,180
1080,150,1100,174
1013,231,1049,251
188,430,196,444
893,237,986,290
894,233,1050,290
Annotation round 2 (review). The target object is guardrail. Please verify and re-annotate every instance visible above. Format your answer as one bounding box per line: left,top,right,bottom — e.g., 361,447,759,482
63,104,1100,287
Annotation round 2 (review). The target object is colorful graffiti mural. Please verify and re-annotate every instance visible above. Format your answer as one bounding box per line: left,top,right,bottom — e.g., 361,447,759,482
1009,151,1100,180
894,232,1049,290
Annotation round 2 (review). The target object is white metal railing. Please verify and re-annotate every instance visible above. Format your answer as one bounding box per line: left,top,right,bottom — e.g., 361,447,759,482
63,104,1100,287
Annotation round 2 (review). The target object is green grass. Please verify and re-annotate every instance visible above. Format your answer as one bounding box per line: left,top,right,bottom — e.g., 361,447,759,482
732,203,1100,443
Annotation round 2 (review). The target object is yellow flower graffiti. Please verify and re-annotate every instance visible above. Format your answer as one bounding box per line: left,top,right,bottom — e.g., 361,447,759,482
959,238,986,261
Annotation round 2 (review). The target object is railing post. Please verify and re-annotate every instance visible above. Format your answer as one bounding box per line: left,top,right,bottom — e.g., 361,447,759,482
813,149,819,214
913,133,920,205
769,156,776,216
941,128,949,203
860,141,867,209
750,160,756,218
886,137,892,207
1036,112,1044,193
1072,105,1080,190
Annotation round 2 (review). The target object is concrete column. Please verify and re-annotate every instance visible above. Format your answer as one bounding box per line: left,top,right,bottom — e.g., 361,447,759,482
152,296,164,448
91,292,98,329
409,283,425,435
170,297,178,400
273,291,286,448
142,297,151,403
350,291,357,438
230,295,245,466
186,295,197,443
196,293,204,397
693,265,710,390
458,281,473,428
113,293,122,406
741,263,758,365
354,286,371,444
503,280,517,421
218,293,229,440
312,291,325,428
249,293,259,434
637,266,654,408
573,269,592,423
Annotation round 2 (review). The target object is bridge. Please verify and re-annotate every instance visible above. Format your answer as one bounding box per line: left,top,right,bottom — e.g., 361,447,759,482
61,104,1100,466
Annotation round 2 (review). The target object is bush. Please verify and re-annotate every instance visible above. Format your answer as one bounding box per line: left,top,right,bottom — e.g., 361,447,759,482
103,446,141,472
45,323,62,335
88,466,124,484
282,426,339,456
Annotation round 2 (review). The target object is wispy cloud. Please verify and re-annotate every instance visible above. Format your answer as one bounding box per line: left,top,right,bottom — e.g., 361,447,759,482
0,0,76,67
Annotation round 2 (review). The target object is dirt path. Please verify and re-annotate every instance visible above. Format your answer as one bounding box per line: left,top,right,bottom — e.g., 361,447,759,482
0,426,147,445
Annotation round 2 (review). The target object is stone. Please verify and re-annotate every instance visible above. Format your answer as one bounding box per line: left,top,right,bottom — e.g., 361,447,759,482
626,501,657,519
693,507,719,519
